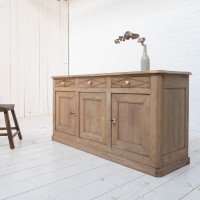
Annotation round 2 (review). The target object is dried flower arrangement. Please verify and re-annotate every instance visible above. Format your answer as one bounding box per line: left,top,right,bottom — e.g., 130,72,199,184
114,31,145,46
114,31,150,71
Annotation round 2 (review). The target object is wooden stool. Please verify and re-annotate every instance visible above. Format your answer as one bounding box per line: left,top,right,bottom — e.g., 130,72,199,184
0,104,22,149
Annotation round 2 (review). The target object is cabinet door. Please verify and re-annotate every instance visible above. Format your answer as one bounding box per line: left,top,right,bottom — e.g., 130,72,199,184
112,94,150,158
55,91,75,137
79,92,106,145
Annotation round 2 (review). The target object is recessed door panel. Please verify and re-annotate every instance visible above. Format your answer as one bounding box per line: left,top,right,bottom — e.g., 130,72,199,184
55,91,75,136
112,94,150,157
80,92,106,144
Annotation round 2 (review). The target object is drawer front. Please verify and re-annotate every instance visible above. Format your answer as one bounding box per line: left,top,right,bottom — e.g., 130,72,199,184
55,79,75,87
78,77,106,88
111,76,150,88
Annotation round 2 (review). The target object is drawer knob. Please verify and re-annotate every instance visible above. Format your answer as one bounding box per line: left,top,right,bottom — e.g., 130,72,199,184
87,80,92,85
61,81,64,86
125,80,130,85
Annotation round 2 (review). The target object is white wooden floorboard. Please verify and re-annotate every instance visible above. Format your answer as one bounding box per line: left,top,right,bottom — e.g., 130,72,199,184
0,159,110,199
181,185,200,200
89,145,200,200
0,115,200,200
0,153,95,188
135,163,200,200
91,166,189,200
5,163,127,200
53,169,144,200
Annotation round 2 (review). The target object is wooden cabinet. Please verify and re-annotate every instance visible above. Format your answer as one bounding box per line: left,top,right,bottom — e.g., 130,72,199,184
52,71,191,177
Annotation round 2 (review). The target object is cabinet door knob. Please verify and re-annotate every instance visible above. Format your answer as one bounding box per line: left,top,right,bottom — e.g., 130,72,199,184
111,118,116,124
125,80,130,85
87,80,92,85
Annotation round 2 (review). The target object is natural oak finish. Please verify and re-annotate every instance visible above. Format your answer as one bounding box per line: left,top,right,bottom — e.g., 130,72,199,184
79,92,106,144
78,77,106,88
111,76,150,88
111,94,151,158
55,91,75,140
52,70,191,176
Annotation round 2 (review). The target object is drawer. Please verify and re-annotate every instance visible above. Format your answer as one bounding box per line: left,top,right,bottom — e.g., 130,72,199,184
55,79,75,87
111,76,150,88
78,77,106,88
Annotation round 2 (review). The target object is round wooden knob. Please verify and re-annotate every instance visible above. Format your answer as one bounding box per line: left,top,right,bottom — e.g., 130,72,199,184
125,80,130,85
87,81,92,85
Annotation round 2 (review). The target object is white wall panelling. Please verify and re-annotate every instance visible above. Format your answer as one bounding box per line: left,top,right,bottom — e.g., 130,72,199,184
0,0,10,106
0,0,68,117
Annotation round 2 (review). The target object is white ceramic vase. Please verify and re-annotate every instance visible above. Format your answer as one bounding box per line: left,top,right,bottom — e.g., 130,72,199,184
141,44,150,71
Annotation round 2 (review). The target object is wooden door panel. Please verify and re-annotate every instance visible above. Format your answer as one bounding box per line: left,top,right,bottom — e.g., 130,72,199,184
118,102,142,144
112,94,150,156
55,91,75,136
163,88,186,155
80,92,106,144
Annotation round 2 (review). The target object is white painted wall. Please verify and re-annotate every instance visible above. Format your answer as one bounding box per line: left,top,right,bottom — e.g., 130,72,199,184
69,0,200,131
0,0,68,117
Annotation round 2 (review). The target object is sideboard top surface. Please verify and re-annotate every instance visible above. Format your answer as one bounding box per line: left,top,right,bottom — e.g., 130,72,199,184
52,70,191,79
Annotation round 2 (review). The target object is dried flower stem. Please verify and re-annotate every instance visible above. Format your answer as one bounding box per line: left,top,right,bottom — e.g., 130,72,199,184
114,31,146,46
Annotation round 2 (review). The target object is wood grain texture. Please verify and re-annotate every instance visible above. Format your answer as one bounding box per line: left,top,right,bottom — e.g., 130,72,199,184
0,105,22,149
163,89,186,155
52,70,191,79
150,75,164,169
55,91,75,138
111,76,150,88
52,71,191,176
111,94,150,157
79,92,106,144
55,79,75,88
78,77,106,88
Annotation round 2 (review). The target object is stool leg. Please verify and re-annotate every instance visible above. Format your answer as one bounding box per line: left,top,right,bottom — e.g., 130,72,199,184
4,111,15,149
11,109,22,140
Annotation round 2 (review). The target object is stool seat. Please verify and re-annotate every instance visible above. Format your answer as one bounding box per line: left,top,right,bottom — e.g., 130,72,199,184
0,104,22,149
0,104,15,112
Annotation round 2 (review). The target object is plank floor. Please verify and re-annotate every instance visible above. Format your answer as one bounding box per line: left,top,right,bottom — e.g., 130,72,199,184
0,115,200,200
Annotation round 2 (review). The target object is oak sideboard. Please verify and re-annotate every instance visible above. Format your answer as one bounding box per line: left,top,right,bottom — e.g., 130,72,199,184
52,70,191,176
